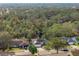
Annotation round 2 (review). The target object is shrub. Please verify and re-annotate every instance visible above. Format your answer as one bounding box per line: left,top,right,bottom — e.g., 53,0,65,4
28,44,37,55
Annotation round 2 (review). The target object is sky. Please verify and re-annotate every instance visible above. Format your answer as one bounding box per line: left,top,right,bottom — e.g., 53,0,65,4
0,0,79,3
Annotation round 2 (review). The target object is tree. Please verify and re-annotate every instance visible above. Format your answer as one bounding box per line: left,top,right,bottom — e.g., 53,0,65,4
45,22,75,40
76,36,79,41
45,37,67,54
0,31,12,51
62,22,75,37
28,44,37,55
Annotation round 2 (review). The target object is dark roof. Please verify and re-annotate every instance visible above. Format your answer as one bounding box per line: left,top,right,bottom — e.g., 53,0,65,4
11,39,29,46
68,38,74,42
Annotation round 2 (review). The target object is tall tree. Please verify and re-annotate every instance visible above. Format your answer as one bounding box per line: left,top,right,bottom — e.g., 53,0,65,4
45,37,67,54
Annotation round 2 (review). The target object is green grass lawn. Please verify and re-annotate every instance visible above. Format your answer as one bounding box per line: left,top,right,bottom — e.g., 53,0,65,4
75,44,79,47
8,48,26,52
67,46,71,49
73,43,79,47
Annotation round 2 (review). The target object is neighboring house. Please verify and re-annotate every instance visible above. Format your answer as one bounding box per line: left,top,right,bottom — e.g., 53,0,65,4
0,38,46,49
68,37,77,45
63,36,77,45
10,39,29,48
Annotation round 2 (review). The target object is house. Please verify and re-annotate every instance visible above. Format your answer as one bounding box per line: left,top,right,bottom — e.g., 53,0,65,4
63,36,77,45
10,39,29,48
68,37,77,45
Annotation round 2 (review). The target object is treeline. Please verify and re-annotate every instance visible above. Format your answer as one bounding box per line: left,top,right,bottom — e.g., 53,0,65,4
0,8,79,52
0,8,79,39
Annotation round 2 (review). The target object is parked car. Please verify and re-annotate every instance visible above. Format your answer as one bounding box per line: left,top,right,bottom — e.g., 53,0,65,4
34,42,44,48
61,48,69,51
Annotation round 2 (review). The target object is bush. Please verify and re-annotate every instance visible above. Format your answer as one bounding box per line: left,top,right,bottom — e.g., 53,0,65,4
28,44,37,55
71,49,79,56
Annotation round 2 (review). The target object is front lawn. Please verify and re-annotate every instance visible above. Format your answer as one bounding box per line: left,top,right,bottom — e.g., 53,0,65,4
8,48,25,52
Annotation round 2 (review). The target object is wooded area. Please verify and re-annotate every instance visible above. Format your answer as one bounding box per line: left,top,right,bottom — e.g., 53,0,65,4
0,7,79,55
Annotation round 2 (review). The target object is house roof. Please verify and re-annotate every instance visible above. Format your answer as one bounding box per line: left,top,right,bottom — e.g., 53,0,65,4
11,39,29,46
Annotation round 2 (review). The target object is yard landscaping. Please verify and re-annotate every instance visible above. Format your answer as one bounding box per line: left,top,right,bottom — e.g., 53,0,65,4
0,47,72,56
1,44,79,56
